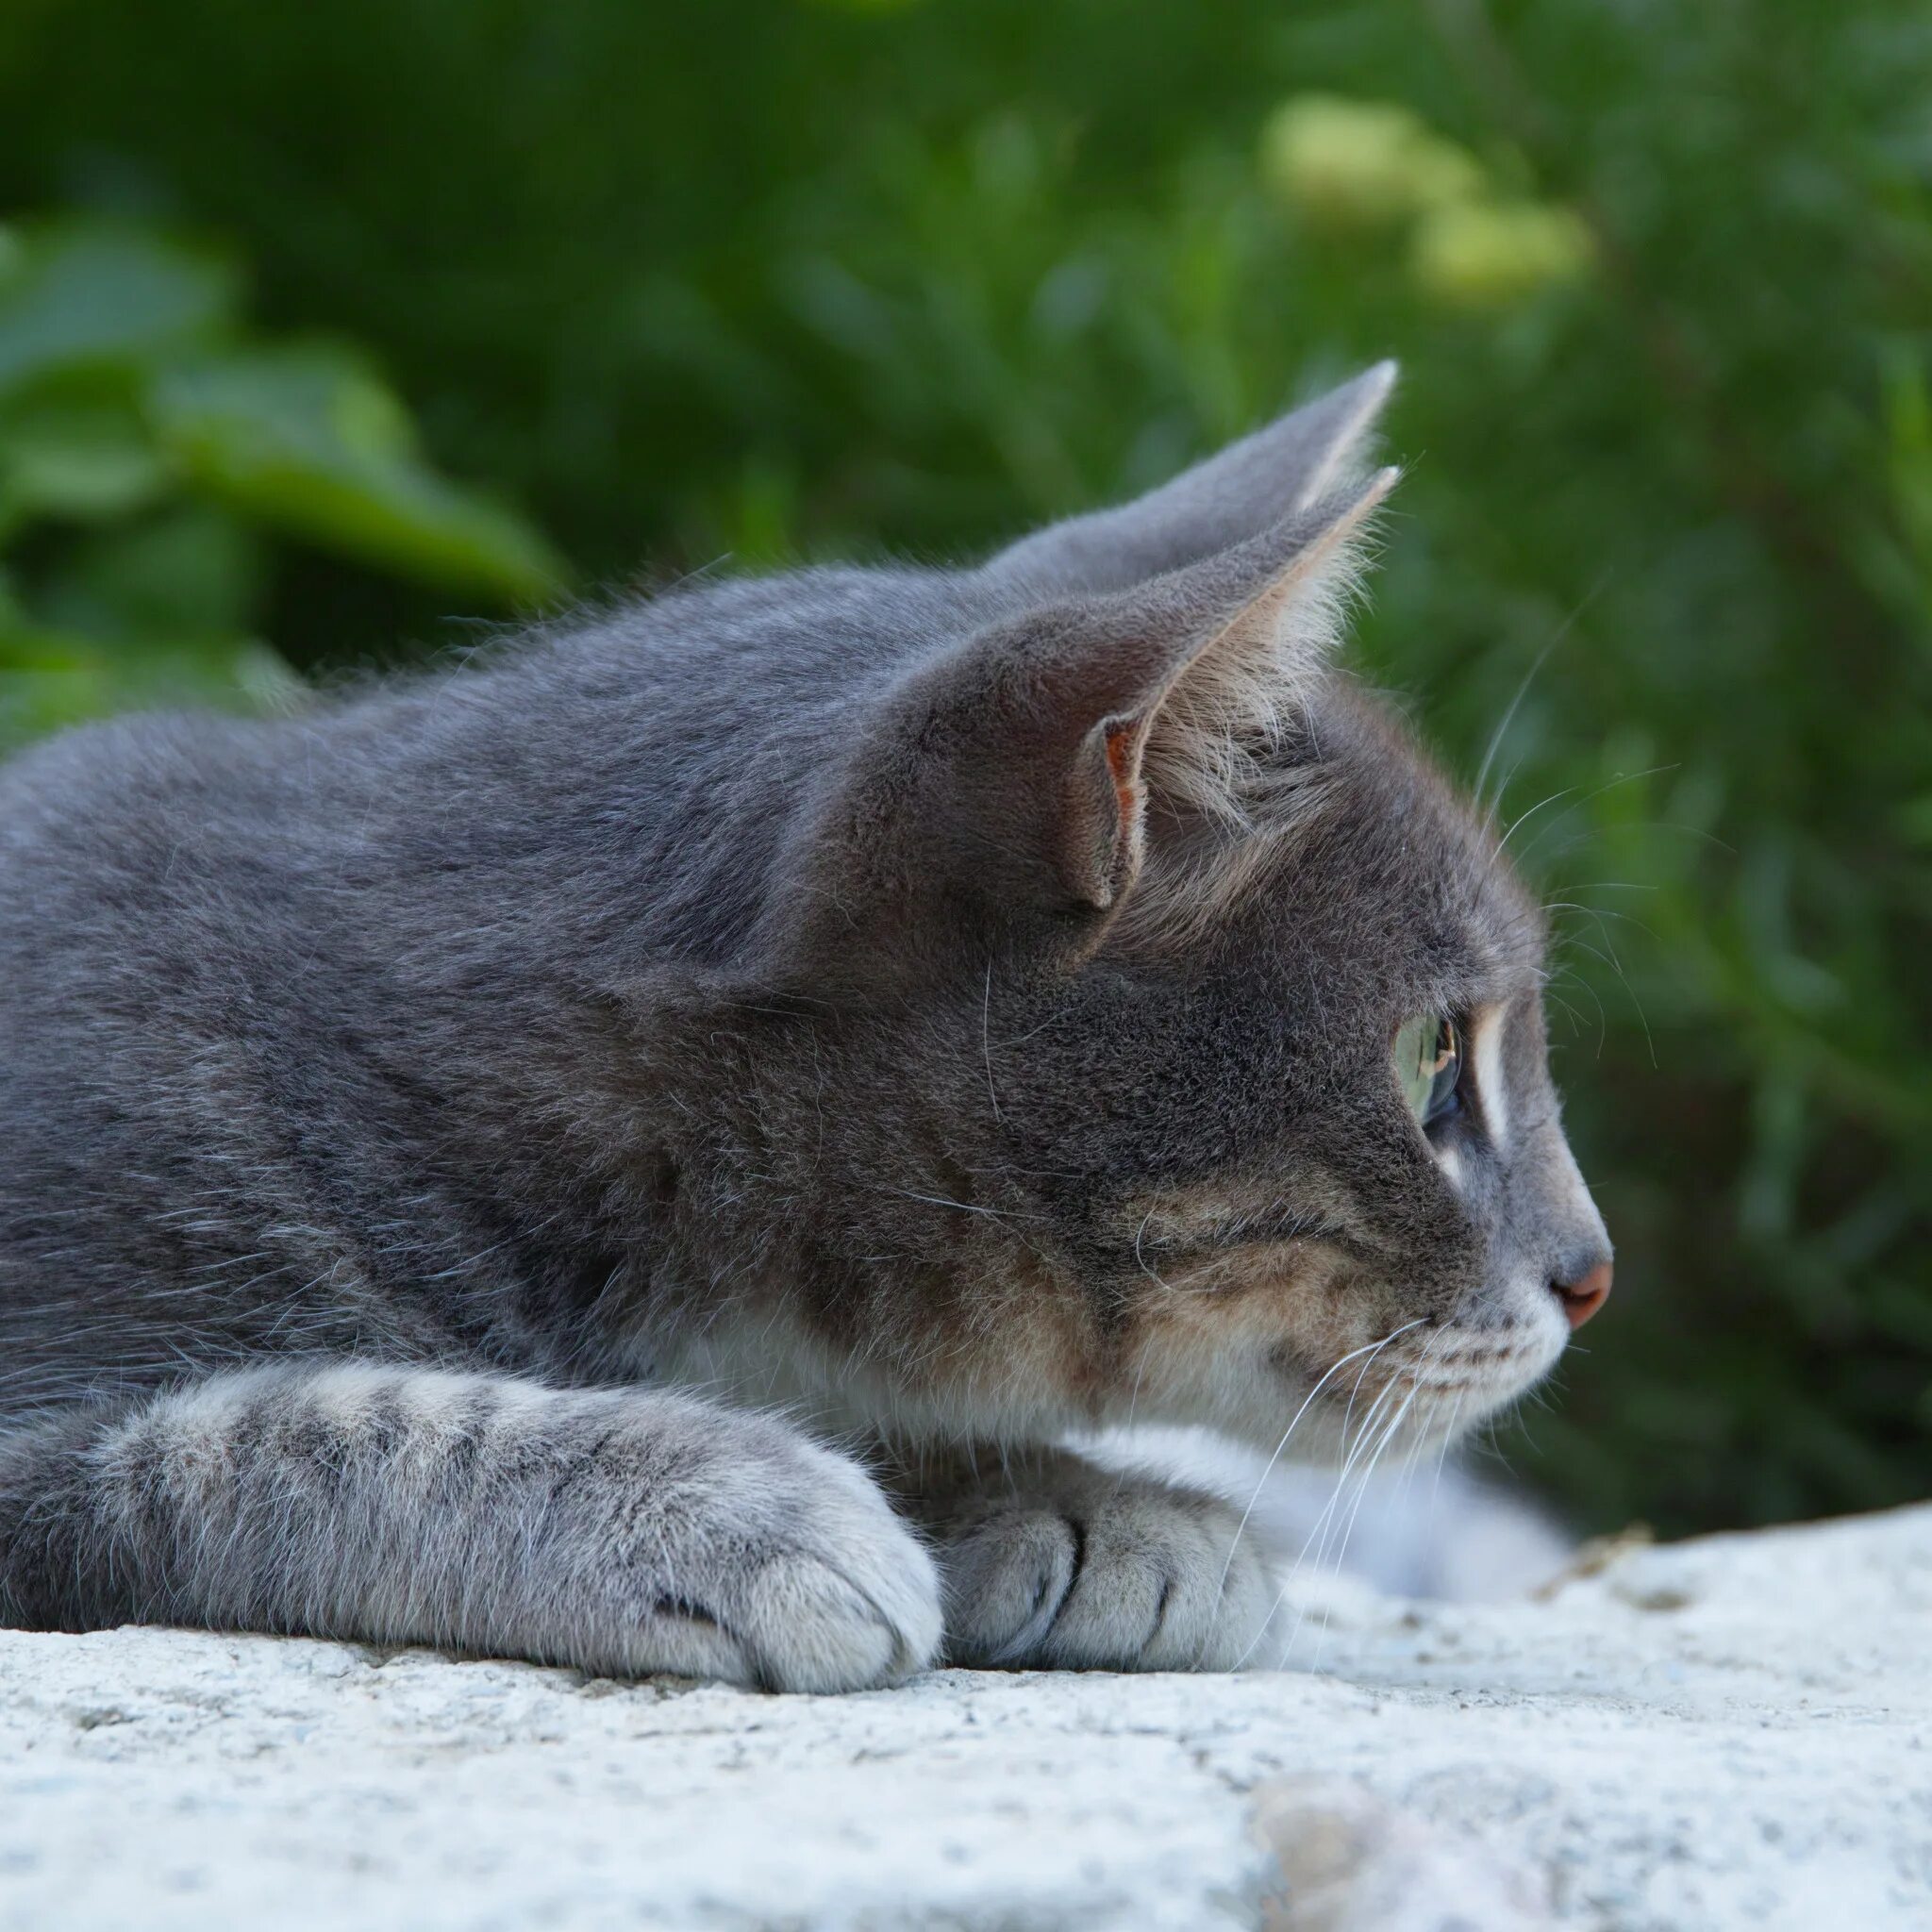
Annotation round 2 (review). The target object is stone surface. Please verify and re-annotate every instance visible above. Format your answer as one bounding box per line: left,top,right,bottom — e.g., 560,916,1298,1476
0,1505,1924,1931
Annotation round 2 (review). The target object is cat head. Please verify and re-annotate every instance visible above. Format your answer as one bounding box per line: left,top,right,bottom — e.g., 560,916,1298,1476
671,365,1610,1460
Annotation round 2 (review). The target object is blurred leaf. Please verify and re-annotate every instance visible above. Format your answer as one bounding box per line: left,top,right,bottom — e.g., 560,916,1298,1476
151,344,566,600
0,219,565,740
0,611,290,747
37,503,262,641
0,384,168,521
0,224,236,396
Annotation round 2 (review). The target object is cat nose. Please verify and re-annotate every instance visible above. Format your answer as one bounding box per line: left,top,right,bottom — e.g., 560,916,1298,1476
1552,1259,1613,1330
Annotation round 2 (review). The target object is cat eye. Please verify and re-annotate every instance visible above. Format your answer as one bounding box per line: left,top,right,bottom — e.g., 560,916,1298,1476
1393,1014,1461,1128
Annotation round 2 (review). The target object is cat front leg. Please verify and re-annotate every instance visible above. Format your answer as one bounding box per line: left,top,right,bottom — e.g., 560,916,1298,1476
891,1447,1282,1672
0,1364,940,1692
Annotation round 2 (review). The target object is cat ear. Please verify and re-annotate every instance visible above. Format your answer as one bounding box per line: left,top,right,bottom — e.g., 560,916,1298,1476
981,361,1396,599
774,469,1395,976
1027,459,1406,904
1138,464,1397,825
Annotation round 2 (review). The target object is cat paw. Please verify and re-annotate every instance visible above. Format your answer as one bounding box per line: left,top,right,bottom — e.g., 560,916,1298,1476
721,1444,944,1693
637,1422,939,1692
921,1456,1279,1672
575,1402,943,1694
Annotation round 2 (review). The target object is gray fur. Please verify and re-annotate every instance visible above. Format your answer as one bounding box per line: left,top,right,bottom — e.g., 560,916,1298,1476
0,367,1609,1687
898,1448,1280,1670
0,1366,938,1690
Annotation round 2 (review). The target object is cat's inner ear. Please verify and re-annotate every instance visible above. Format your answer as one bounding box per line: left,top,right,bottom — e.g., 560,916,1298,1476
982,361,1397,600
1041,464,1399,908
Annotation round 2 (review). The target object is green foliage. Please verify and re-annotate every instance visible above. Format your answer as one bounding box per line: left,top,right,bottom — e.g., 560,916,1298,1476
0,222,562,743
1,0,1928,1534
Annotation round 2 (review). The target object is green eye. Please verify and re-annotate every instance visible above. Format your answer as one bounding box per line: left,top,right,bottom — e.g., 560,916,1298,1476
1394,1014,1461,1127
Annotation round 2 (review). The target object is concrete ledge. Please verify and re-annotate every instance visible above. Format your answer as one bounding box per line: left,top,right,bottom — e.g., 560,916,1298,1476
1,1505,1924,1930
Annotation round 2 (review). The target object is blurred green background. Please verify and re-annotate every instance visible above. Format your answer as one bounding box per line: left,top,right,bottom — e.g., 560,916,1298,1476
2,0,1927,1537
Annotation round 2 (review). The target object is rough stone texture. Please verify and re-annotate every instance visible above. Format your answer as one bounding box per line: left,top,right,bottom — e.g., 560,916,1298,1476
0,1505,1924,1932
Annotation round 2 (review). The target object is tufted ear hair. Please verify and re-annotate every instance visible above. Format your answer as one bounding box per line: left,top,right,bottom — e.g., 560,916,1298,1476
773,467,1396,982
980,361,1396,600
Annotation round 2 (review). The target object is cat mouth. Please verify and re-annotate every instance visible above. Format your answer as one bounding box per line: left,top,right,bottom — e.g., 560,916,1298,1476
1346,1328,1561,1415
1254,1295,1568,1444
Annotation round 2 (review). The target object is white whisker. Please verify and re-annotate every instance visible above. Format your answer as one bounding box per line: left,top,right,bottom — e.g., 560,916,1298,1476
1212,1318,1424,1607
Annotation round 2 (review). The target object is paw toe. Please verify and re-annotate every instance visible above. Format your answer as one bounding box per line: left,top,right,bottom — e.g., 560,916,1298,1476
940,1508,1078,1666
934,1482,1282,1674
739,1553,916,1692
735,1485,942,1693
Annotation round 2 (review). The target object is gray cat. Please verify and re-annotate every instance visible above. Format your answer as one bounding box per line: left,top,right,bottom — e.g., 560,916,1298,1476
0,364,1610,1690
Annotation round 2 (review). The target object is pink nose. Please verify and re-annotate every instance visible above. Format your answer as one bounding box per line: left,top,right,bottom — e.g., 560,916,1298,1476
1555,1260,1613,1330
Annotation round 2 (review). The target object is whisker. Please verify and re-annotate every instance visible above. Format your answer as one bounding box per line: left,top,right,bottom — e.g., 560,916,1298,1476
980,958,1002,1124
1312,1378,1421,1669
1474,645,1558,826
1472,570,1610,825
1508,763,1682,874
1212,1318,1424,1606
1240,1358,1415,1669
1265,1379,1402,1669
